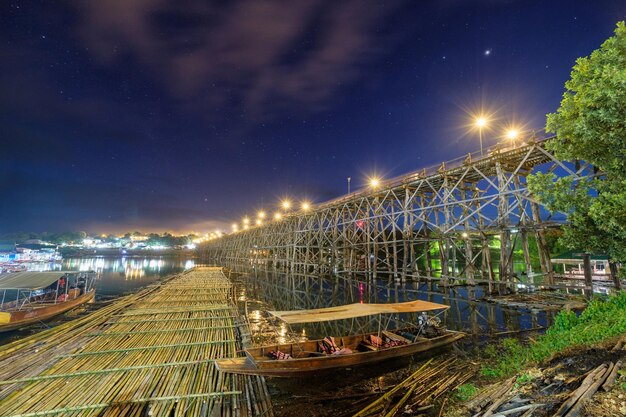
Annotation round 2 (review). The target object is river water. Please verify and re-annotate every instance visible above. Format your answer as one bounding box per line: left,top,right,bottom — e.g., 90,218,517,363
3,256,557,348
232,270,556,348
20,256,196,298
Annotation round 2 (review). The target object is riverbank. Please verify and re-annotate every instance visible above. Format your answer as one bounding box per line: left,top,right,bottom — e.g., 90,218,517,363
443,292,626,416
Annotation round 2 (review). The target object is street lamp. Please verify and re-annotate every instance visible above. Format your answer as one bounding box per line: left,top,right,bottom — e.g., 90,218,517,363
257,211,266,219
506,128,519,145
347,177,351,194
301,201,311,211
274,212,282,220
242,217,250,225
281,200,291,210
369,177,381,188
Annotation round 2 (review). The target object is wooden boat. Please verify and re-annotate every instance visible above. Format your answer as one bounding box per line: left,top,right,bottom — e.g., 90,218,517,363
0,271,97,332
215,300,465,377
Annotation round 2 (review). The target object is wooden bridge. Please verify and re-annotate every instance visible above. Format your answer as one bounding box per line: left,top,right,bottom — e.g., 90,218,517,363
202,136,591,290
0,267,273,417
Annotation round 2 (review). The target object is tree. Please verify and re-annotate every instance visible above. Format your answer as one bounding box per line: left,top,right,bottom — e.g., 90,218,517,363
528,21,626,285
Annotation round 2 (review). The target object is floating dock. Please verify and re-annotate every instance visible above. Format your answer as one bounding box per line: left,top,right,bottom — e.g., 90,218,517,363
0,267,273,417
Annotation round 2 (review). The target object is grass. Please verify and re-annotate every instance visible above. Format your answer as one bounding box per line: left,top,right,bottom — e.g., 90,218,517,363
453,383,478,402
515,373,534,386
482,291,626,378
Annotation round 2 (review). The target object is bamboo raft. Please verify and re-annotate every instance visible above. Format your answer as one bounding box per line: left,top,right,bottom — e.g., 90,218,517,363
0,267,274,417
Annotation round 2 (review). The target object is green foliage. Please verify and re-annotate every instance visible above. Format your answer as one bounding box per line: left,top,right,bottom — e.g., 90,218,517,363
482,292,626,378
515,373,533,386
529,21,626,265
546,21,626,176
480,367,501,378
483,344,498,359
549,310,578,333
454,383,478,402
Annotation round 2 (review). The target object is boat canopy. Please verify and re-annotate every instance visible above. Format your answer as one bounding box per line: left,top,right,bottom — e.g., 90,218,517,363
0,271,73,290
268,300,449,324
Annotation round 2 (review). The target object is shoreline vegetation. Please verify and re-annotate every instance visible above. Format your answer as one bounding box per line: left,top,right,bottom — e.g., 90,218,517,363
441,291,626,416
481,292,626,379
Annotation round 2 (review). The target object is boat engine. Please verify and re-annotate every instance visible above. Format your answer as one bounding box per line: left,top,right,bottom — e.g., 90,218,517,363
417,312,444,337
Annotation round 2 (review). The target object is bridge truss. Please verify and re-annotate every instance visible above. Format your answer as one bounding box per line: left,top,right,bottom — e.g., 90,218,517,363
202,137,590,290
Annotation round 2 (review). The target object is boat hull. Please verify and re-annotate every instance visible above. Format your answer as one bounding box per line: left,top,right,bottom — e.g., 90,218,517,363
215,330,464,377
0,291,95,332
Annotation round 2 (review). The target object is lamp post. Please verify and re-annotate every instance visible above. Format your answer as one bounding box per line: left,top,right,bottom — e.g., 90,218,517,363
475,117,487,156
347,177,351,194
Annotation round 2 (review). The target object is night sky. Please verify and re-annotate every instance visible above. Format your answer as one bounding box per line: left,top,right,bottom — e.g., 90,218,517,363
1,1,624,234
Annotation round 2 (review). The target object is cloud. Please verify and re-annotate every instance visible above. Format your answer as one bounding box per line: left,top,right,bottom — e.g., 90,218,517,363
69,0,403,120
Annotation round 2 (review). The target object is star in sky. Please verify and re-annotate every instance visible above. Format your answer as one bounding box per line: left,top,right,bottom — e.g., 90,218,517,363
484,49,492,56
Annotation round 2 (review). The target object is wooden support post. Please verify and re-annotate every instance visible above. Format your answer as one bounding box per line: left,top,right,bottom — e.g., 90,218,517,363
520,229,533,285
402,188,410,281
531,202,553,285
609,261,621,290
462,187,475,285
583,253,593,300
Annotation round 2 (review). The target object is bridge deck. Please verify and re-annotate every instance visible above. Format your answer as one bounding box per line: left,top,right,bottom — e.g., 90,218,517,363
0,267,272,417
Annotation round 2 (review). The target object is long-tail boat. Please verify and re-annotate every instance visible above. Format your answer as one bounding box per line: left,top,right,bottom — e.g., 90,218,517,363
215,300,464,377
0,271,96,332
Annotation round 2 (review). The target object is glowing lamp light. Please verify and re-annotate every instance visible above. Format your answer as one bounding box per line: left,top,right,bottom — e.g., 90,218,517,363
281,200,291,210
462,232,469,238
256,219,262,226
243,224,249,230
369,177,381,188
356,220,365,229
506,129,519,141
301,202,311,211
257,211,266,219
243,217,250,225
475,117,487,128
274,212,282,220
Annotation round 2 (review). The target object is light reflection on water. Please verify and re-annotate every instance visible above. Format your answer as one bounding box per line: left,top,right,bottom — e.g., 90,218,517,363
21,256,196,298
234,271,557,345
